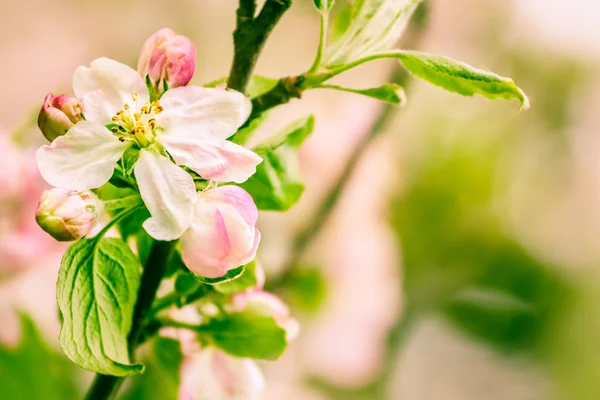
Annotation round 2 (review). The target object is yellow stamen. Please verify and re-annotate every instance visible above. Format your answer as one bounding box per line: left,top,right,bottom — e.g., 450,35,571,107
111,116,119,122
111,127,120,133
116,109,124,115
134,112,141,121
124,103,130,110
141,104,150,114
154,106,164,114
132,93,139,101
148,118,156,129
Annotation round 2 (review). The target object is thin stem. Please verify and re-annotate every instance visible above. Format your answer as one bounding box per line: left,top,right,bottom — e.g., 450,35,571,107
128,240,177,350
84,240,176,400
84,374,121,400
102,195,143,212
308,11,329,73
227,0,293,93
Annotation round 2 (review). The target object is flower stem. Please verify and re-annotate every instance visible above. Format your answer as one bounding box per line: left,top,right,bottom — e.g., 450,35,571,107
308,11,329,73
83,240,176,400
227,0,292,93
84,374,121,400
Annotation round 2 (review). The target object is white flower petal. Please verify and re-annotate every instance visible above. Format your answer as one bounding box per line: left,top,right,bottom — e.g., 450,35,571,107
36,121,129,190
157,135,262,183
135,149,196,241
73,58,149,124
158,86,251,140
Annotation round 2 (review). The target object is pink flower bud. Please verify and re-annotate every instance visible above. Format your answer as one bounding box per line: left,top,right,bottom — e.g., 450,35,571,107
181,186,261,279
37,93,83,142
137,28,196,94
179,348,265,400
232,291,299,342
35,188,98,242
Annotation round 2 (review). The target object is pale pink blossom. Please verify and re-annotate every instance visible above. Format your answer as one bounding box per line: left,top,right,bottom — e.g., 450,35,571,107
138,28,196,94
179,347,265,400
37,93,83,142
35,188,98,242
180,186,260,278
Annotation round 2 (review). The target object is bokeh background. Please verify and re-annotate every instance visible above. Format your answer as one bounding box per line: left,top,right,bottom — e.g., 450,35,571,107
2,0,600,399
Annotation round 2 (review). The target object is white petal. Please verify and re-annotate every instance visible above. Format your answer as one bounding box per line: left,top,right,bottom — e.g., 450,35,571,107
135,149,196,241
36,121,128,190
73,58,149,124
158,135,262,183
158,86,251,140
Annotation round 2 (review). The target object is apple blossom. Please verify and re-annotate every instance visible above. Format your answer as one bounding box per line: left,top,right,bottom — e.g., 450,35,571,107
37,93,83,142
231,291,299,342
138,28,196,95
36,57,261,241
35,188,99,242
180,185,260,278
179,348,265,400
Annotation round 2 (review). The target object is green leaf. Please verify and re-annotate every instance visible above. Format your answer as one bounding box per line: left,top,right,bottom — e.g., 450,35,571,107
241,116,315,211
330,5,353,43
247,75,279,99
194,266,245,284
393,50,529,110
174,271,202,295
284,267,328,312
204,75,278,99
121,338,183,400
314,0,335,12
0,314,80,400
121,147,140,177
317,83,407,105
214,261,259,294
230,112,268,146
199,311,287,360
57,237,144,376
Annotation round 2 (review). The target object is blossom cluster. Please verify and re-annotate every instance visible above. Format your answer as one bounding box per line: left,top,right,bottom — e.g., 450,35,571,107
36,28,263,279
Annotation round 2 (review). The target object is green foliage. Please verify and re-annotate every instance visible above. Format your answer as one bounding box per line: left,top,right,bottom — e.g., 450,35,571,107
174,271,202,295
330,5,353,43
121,147,141,177
283,267,328,312
319,83,407,105
314,0,335,12
393,50,529,109
121,338,183,400
247,75,279,99
204,75,278,99
242,115,315,211
194,266,245,284
199,311,287,360
57,237,143,376
0,315,80,399
214,261,260,294
391,129,569,354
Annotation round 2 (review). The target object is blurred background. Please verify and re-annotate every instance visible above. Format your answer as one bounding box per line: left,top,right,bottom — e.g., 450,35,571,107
2,0,600,399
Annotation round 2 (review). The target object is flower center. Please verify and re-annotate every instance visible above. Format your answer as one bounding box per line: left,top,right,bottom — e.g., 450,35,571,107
109,93,164,148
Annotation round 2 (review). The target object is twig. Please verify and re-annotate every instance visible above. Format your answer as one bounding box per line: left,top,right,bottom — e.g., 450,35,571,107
227,0,293,93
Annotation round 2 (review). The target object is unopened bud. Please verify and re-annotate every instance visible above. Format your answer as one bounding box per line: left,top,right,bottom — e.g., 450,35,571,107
137,28,196,95
37,93,83,142
35,188,99,242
